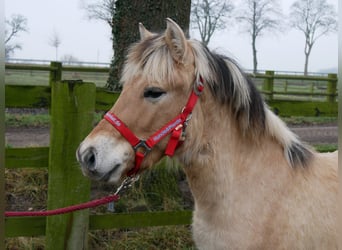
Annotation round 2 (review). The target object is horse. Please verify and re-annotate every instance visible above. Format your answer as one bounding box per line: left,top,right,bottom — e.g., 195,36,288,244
76,18,338,249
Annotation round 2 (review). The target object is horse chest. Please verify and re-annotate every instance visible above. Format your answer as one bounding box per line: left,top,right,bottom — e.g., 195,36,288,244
191,203,264,249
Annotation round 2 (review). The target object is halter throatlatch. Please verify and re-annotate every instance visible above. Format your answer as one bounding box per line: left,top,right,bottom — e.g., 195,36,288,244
104,77,204,176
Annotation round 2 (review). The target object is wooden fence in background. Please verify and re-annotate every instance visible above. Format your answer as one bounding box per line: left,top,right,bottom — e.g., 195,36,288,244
5,62,191,250
5,62,338,116
258,70,337,116
4,62,338,249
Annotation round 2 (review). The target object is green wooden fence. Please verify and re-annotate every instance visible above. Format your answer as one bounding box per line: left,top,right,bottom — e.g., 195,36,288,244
4,62,191,249
4,62,338,248
5,62,338,116
257,70,337,116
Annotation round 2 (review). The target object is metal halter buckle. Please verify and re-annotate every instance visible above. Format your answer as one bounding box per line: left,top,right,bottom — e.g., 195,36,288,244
133,140,151,156
114,175,140,196
194,78,204,96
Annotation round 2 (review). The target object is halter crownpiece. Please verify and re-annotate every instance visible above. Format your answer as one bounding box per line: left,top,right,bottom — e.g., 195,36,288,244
104,77,204,176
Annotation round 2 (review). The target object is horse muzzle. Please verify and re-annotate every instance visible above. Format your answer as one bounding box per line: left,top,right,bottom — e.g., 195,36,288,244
76,135,134,184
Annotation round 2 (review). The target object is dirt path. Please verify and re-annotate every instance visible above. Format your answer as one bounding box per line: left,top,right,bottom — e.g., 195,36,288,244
6,127,50,147
5,124,338,147
290,125,338,144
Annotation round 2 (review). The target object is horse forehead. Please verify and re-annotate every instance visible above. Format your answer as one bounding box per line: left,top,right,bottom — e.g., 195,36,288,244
123,69,190,92
122,38,195,88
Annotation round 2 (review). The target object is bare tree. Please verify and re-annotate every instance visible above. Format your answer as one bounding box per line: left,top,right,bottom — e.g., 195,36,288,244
191,0,234,46
290,0,337,75
48,30,62,61
236,0,283,73
5,14,28,59
61,54,79,65
81,0,115,28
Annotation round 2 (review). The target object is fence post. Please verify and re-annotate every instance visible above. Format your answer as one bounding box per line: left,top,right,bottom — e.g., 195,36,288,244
49,61,62,86
262,71,274,101
46,80,96,250
326,73,337,103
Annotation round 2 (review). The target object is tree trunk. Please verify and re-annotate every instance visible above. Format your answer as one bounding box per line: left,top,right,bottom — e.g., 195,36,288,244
303,39,313,76
252,38,258,74
106,0,191,90
304,53,309,76
252,1,258,74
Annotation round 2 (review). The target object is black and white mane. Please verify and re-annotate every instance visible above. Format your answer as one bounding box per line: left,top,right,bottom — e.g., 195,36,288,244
121,33,312,168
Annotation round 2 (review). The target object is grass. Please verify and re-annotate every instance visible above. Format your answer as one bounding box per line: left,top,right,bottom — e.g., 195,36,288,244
5,69,108,87
5,113,50,128
5,69,49,86
88,226,195,250
313,144,338,152
5,226,195,250
282,116,337,125
5,237,45,250
5,169,48,211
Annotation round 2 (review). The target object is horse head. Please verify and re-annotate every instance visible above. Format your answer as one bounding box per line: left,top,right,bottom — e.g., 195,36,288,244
77,17,312,186
77,18,201,183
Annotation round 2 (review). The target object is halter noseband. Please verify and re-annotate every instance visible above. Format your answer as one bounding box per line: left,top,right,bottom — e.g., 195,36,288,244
104,77,204,176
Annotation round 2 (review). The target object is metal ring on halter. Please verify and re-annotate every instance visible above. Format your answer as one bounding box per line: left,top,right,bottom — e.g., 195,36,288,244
194,78,204,96
133,140,151,156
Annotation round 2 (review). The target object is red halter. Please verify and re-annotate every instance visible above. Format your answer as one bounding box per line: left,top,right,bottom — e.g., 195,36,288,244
104,77,204,176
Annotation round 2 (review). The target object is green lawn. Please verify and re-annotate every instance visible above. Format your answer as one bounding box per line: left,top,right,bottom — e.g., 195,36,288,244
5,69,108,87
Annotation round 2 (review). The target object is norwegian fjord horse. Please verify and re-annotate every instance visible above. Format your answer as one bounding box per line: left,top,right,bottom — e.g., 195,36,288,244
77,19,338,249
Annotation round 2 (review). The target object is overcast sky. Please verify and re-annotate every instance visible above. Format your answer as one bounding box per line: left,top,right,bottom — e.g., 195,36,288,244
5,0,338,73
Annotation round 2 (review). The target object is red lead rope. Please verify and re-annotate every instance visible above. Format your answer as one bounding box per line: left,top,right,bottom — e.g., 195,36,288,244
5,194,120,217
5,175,140,217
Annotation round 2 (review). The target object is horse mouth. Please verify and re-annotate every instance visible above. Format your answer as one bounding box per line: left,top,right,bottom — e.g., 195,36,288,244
99,163,122,182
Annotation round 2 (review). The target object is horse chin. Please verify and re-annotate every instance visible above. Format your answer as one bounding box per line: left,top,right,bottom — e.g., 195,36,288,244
80,164,126,185
98,164,125,184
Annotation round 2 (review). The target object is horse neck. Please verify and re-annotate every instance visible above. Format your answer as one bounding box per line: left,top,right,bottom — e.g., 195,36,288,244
179,98,289,208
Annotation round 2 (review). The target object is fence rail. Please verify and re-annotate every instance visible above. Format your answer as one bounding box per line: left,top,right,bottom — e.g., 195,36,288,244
6,211,192,237
6,58,111,67
4,62,338,247
5,62,338,116
8,58,335,76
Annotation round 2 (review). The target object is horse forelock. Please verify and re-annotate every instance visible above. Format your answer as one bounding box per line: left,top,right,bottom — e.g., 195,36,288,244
121,35,178,86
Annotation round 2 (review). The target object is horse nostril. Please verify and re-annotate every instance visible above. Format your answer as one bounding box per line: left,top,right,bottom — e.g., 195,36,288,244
83,147,97,172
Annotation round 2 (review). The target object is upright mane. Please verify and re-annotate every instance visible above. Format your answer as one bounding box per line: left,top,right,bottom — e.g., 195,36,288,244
189,40,313,168
121,31,312,168
190,40,265,132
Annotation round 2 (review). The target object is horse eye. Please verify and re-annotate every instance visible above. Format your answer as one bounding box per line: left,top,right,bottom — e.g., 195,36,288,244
143,87,166,99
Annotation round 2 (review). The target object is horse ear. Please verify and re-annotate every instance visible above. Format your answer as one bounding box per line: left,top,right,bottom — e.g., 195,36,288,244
139,23,153,40
165,18,187,62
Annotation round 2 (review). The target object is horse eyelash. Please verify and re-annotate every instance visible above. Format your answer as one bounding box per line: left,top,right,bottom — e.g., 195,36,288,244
143,87,166,99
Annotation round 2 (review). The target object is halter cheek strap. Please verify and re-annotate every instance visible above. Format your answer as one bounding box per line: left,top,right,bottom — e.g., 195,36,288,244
104,78,204,176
